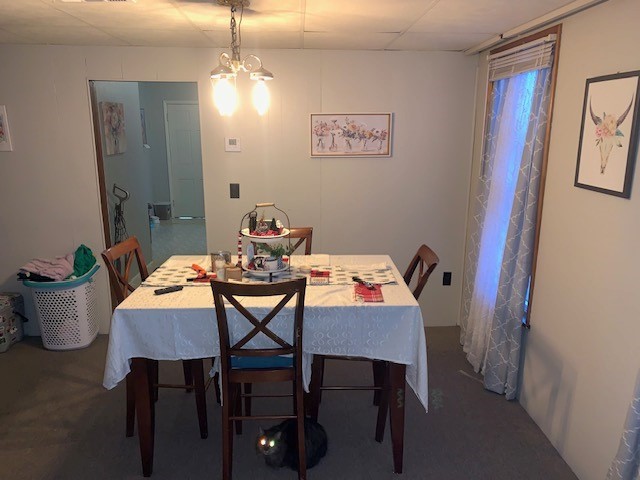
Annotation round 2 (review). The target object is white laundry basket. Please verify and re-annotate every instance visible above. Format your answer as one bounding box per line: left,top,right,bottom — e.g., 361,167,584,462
24,265,100,351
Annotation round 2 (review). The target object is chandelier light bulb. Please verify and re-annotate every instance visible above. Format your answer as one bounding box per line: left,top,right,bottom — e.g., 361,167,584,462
252,80,270,116
211,1,274,116
213,78,238,117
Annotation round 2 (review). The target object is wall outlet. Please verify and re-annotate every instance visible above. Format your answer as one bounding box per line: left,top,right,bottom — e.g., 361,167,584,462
230,183,240,199
443,272,452,286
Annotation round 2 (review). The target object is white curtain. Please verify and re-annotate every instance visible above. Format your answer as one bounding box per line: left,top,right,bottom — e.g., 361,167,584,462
607,370,640,480
460,66,552,399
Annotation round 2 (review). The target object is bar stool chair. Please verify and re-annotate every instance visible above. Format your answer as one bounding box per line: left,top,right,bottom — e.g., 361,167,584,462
210,278,308,480
101,237,208,440
307,244,439,441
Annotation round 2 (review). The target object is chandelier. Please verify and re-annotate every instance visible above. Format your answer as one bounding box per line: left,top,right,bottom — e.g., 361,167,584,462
210,0,274,116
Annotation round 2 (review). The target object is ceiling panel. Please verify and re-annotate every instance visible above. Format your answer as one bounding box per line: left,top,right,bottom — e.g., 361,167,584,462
52,3,192,30
388,32,493,51
305,0,437,33
0,0,609,52
409,0,577,33
205,30,302,49
103,27,212,47
304,32,397,51
178,0,302,32
0,0,86,27
0,25,127,46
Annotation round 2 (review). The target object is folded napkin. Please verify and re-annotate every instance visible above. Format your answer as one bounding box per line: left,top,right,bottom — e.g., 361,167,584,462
354,283,384,302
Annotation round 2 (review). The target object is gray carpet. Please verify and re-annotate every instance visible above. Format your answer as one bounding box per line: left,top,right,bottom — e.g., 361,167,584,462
0,327,577,480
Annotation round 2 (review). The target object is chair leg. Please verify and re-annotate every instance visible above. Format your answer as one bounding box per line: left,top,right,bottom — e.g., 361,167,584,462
222,382,235,480
234,383,243,435
307,355,324,421
375,362,390,443
125,372,136,437
372,360,386,406
244,383,252,418
295,382,307,480
190,359,208,439
182,360,194,393
213,372,221,404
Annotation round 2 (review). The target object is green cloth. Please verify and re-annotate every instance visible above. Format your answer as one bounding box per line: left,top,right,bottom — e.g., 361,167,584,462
73,244,96,277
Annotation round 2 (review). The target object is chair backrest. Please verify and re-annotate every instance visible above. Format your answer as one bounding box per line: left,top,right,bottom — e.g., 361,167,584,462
403,244,439,300
210,278,307,377
101,236,149,305
287,227,313,255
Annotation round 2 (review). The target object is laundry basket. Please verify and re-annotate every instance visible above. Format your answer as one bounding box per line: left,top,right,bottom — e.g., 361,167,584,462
23,264,100,351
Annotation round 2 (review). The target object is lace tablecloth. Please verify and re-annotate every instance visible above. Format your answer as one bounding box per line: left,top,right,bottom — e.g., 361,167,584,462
103,255,429,411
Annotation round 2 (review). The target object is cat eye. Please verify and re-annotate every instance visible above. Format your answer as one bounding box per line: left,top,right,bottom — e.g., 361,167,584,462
269,440,275,448
259,438,266,446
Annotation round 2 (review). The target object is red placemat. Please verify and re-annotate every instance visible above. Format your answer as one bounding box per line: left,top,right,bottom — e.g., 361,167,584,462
354,283,384,302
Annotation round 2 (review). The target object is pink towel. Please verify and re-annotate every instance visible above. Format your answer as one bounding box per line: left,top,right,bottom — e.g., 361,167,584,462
20,254,74,281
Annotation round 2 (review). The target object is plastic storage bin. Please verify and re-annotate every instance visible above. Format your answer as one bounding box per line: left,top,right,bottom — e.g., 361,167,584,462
23,264,100,351
154,202,172,220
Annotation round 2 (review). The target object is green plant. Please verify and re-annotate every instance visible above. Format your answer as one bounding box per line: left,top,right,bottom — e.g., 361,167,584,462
257,243,294,258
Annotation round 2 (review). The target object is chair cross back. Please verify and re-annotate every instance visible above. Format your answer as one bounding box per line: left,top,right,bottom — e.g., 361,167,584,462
403,244,440,300
101,237,149,304
287,227,313,255
211,278,307,362
223,292,295,353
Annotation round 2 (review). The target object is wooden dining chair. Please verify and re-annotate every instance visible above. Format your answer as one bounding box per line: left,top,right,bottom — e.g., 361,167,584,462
101,236,208,440
287,227,313,255
307,244,439,441
243,226,313,411
210,277,308,480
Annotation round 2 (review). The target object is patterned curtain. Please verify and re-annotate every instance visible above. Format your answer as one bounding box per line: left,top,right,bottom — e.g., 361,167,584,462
607,370,640,480
460,67,552,400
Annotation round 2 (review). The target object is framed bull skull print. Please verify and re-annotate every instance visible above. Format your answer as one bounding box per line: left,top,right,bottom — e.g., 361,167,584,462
575,70,640,198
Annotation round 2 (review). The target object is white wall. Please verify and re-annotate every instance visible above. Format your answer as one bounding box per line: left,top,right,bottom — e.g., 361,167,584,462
0,45,476,335
467,0,640,478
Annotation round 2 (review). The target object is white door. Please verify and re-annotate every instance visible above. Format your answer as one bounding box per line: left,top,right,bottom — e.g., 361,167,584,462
165,102,204,217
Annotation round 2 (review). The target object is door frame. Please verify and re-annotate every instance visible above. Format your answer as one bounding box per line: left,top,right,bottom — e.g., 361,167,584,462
162,100,201,219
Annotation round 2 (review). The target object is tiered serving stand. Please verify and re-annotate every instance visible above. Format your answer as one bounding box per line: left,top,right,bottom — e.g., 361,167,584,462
237,202,292,282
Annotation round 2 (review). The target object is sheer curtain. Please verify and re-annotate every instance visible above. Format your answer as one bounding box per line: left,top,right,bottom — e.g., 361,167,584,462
607,370,640,480
460,64,552,400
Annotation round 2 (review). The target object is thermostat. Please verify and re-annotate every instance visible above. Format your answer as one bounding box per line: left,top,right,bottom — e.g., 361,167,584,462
225,137,241,152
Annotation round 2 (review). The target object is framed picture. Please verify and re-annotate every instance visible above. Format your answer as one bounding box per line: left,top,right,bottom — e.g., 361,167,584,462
311,113,392,157
0,105,13,152
575,70,640,198
101,101,127,155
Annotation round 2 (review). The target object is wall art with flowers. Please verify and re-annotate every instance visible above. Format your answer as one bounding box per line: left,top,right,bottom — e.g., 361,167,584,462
310,113,392,157
101,101,127,155
575,70,640,198
0,105,13,152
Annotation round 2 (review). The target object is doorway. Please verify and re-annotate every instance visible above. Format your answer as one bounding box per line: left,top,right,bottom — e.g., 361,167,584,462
89,80,207,271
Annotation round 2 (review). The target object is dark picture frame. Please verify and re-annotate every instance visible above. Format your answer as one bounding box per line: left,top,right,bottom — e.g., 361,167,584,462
574,70,640,198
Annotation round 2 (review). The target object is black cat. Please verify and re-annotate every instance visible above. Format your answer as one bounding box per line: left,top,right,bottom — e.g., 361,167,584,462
256,417,328,470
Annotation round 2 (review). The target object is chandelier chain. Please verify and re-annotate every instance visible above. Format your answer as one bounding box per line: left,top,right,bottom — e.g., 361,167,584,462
229,5,242,64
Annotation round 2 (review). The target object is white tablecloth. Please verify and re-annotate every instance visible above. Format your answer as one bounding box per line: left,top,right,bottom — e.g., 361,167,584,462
103,255,429,411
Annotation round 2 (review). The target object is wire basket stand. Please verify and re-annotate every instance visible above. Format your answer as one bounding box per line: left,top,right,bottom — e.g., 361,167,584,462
237,202,292,282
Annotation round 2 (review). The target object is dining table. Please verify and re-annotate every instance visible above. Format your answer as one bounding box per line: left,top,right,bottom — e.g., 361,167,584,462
103,254,429,477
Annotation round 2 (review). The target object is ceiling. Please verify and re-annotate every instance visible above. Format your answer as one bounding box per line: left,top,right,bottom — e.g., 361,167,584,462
0,0,587,52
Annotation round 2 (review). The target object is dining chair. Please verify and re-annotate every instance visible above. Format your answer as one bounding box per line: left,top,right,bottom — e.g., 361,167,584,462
210,277,308,480
307,244,439,441
287,227,313,255
243,226,313,412
101,236,208,440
